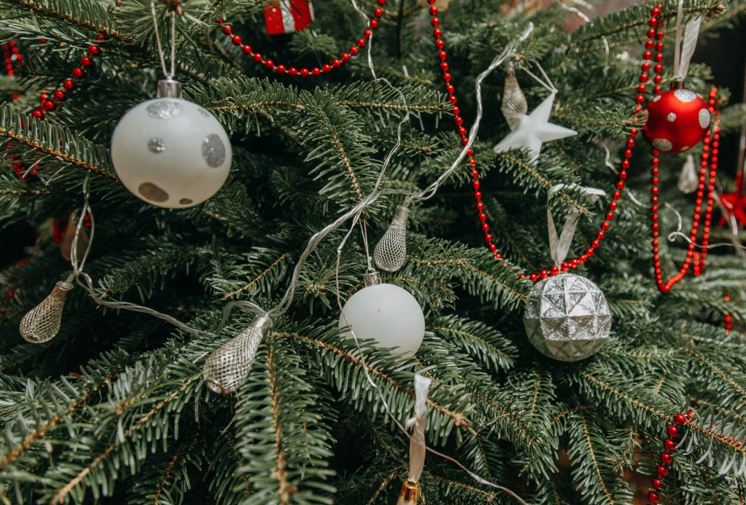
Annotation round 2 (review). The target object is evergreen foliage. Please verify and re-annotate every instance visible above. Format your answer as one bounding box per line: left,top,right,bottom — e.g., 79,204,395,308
1,0,746,502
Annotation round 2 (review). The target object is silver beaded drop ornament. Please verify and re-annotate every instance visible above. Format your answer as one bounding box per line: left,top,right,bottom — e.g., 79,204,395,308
523,185,612,361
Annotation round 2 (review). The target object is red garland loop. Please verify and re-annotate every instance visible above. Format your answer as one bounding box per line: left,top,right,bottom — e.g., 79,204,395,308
216,0,384,78
6,36,104,183
647,411,696,504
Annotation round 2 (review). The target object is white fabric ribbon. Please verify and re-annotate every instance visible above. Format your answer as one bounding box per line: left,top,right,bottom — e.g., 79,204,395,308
405,374,432,484
547,184,606,266
673,0,702,81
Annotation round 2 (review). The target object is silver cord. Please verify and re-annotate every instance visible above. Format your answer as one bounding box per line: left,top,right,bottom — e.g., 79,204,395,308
665,202,746,251
150,2,175,79
68,194,206,336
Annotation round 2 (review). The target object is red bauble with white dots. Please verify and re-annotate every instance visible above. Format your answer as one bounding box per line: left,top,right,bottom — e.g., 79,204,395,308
643,88,711,154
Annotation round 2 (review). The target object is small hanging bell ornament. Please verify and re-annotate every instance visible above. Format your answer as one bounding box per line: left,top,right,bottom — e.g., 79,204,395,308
374,205,410,272
19,276,74,343
339,271,425,357
59,210,89,262
677,154,698,194
203,316,272,394
501,64,528,131
396,374,432,505
523,185,611,361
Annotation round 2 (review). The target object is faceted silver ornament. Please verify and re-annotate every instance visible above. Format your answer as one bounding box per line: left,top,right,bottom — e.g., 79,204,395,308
203,316,272,393
374,205,409,272
19,280,73,343
202,133,226,168
523,273,611,361
146,100,181,119
147,137,165,153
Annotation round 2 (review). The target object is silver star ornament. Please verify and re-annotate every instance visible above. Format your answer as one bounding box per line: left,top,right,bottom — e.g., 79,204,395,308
494,93,577,162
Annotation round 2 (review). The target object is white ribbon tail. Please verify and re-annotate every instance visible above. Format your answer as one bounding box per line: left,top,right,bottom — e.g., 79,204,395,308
676,16,702,80
548,184,606,266
407,374,432,483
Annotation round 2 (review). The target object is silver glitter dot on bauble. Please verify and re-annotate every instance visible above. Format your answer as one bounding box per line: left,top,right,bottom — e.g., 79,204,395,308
202,133,226,168
699,108,711,128
523,273,611,362
146,100,182,119
148,137,165,153
667,113,677,122
674,89,697,103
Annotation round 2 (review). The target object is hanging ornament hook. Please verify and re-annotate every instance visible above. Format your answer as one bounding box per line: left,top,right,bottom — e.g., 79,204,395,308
151,1,181,97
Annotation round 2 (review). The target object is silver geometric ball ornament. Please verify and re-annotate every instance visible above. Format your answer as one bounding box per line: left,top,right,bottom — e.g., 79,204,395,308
523,273,611,361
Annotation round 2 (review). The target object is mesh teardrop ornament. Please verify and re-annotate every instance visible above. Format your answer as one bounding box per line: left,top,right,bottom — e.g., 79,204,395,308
19,280,73,343
202,316,272,394
59,211,89,262
677,154,698,194
374,206,409,272
501,65,528,131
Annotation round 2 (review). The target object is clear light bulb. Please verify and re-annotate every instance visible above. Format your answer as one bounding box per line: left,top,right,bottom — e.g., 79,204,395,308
202,316,272,394
374,205,409,272
19,280,73,344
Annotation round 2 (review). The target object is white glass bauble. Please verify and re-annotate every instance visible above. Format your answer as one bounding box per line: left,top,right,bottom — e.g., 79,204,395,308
111,97,231,208
339,282,425,357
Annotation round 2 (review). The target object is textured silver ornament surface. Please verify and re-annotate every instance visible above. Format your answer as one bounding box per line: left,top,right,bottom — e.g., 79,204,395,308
523,273,611,361
202,317,271,393
374,206,409,272
19,281,73,343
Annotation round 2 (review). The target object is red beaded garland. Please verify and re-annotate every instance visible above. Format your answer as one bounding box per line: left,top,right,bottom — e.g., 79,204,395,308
218,1,385,77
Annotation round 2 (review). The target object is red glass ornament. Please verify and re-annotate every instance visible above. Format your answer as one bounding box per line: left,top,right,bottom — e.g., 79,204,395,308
643,88,711,154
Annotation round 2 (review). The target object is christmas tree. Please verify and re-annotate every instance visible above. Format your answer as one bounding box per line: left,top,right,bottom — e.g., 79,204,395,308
2,0,746,503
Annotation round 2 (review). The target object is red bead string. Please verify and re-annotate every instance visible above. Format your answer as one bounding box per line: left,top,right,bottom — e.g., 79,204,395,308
652,103,719,293
216,2,384,78
31,40,103,120
5,38,103,183
425,0,641,281
724,293,732,334
646,411,695,504
2,40,23,79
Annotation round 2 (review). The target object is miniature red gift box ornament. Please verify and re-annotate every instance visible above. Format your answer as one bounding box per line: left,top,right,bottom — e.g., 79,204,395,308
264,0,315,36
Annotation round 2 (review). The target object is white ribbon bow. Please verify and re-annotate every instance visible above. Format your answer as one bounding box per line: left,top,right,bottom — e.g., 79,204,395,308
547,184,606,266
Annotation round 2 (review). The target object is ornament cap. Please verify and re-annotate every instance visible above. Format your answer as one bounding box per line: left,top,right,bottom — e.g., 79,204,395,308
397,479,420,505
670,78,684,91
394,205,410,221
157,78,183,98
364,271,382,287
